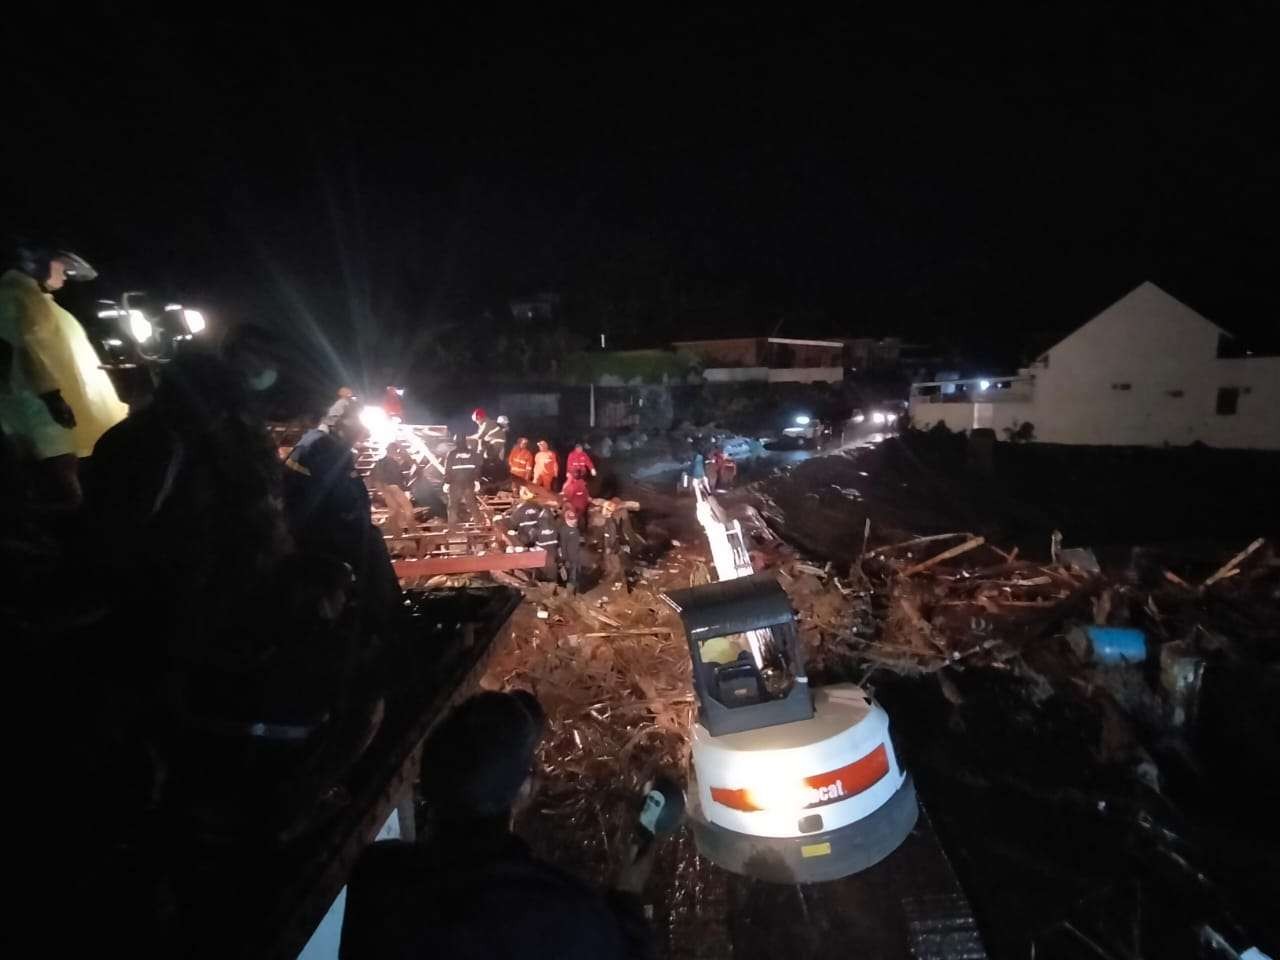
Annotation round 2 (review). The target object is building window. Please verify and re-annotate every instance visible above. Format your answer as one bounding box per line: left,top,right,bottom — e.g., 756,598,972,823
1110,383,1132,391
1165,389,1184,398
1216,387,1240,415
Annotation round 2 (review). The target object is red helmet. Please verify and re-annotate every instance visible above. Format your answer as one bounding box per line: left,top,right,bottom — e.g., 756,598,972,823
472,407,487,421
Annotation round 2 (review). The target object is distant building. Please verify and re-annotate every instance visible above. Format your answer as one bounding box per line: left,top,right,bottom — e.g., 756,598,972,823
671,336,844,383
508,292,560,322
843,337,903,371
909,282,1280,449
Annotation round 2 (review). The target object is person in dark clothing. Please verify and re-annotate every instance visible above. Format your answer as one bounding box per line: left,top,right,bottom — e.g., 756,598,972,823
371,441,415,535
83,349,293,806
532,509,561,581
283,397,401,629
501,484,544,546
340,691,654,960
86,351,384,844
443,432,480,529
559,507,583,593
283,398,370,560
88,348,293,666
601,498,636,593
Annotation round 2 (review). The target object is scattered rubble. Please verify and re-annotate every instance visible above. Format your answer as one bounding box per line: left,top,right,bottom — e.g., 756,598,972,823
463,447,1280,958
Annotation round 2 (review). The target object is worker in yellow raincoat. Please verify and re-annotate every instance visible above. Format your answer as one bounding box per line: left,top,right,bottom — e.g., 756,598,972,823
0,242,129,504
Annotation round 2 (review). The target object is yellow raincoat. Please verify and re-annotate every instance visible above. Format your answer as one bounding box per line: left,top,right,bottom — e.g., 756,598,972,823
0,269,129,459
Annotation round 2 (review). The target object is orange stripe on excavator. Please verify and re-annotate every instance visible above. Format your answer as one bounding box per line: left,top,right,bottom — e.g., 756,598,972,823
710,744,890,812
709,787,761,812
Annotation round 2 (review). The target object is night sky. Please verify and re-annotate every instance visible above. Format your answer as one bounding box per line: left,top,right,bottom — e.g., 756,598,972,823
4,5,1276,376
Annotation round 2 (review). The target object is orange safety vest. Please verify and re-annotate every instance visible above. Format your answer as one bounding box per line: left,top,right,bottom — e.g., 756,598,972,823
509,446,535,479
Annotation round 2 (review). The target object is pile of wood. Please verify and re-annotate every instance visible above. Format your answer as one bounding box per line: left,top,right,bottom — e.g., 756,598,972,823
772,530,1280,683
480,548,702,881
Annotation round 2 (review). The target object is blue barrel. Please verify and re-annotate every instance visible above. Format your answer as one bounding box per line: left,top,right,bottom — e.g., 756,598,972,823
1074,625,1147,664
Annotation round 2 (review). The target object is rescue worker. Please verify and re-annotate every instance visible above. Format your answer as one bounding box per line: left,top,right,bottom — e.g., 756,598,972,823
532,508,561,581
688,449,708,495
502,484,544,547
566,441,597,479
443,431,480,530
559,507,583,594
601,498,636,593
710,446,736,488
560,470,591,526
382,385,404,420
283,396,401,625
371,442,416,535
340,692,654,959
508,436,534,489
468,407,498,456
533,438,559,490
0,241,128,506
489,414,509,463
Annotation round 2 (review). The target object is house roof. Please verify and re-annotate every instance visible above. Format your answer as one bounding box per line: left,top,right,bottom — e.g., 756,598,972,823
1027,280,1279,362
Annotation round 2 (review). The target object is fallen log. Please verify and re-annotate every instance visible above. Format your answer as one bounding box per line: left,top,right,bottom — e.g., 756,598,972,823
879,531,974,553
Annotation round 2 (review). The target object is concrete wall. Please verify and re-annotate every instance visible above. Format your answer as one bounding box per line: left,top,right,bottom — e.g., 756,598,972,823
764,341,843,369
672,338,763,367
1031,283,1280,449
908,398,1034,435
704,366,770,382
767,366,844,384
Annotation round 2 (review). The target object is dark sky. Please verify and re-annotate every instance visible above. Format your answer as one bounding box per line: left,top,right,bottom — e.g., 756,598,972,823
4,4,1276,372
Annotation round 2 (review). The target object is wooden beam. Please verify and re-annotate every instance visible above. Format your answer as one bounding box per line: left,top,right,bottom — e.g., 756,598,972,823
900,536,986,576
393,549,547,578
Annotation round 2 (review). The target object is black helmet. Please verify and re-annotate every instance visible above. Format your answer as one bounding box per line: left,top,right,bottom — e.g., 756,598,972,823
8,238,98,282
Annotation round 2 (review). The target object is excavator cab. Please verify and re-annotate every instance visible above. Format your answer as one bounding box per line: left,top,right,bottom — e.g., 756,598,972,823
664,573,813,736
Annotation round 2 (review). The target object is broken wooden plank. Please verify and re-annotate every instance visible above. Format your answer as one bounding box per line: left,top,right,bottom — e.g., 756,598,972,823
900,536,986,576
1202,537,1266,589
880,531,974,553
793,563,829,578
393,548,546,578
567,629,675,639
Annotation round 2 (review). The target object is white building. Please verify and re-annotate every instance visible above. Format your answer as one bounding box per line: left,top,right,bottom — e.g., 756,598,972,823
909,282,1280,450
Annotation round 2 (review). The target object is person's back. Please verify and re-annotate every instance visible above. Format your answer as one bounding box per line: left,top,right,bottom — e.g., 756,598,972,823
282,398,401,629
342,826,642,959
341,692,652,959
443,443,479,488
561,473,590,516
284,426,368,561
88,350,290,647
444,436,480,528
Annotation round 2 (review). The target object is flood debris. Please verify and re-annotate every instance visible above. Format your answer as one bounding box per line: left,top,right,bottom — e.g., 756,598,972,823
476,464,1279,958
